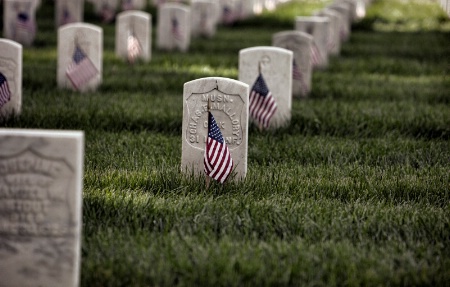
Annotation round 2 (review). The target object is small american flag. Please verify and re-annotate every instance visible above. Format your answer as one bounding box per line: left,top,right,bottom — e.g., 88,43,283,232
292,59,308,95
0,72,11,108
61,7,73,25
127,34,142,63
16,12,36,38
204,111,233,184
171,17,183,40
310,42,321,66
249,73,277,129
66,45,99,91
222,6,234,25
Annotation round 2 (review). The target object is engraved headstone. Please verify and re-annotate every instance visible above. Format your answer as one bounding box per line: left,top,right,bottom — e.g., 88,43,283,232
0,129,84,287
272,31,313,97
57,23,103,92
239,46,293,129
3,0,37,46
0,39,22,119
295,16,330,69
191,0,218,38
314,9,342,56
157,3,191,52
55,0,83,28
181,77,249,181
115,10,151,63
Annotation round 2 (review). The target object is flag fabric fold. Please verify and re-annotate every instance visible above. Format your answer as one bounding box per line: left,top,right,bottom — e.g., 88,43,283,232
66,45,99,91
0,73,11,108
127,34,142,63
204,111,233,184
15,12,36,39
249,73,277,129
171,17,183,40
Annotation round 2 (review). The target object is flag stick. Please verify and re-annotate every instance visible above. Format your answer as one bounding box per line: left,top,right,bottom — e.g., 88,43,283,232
205,96,212,188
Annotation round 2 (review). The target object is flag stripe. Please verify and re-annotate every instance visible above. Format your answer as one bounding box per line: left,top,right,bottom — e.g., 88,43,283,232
249,74,277,128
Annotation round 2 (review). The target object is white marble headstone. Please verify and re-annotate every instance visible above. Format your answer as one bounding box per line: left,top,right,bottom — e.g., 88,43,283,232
327,3,351,42
219,0,237,25
57,23,103,92
0,39,22,119
239,46,293,129
0,129,84,287
55,0,84,28
272,31,313,98
120,0,146,11
295,16,330,69
181,77,249,181
191,0,218,38
93,0,119,23
157,3,191,52
115,10,151,63
314,9,342,56
3,0,37,46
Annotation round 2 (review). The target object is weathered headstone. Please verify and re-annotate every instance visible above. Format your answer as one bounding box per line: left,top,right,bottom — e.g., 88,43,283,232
0,39,22,119
55,0,84,28
0,129,84,287
57,23,103,92
3,0,37,46
239,46,293,129
181,77,249,181
314,9,342,56
115,10,151,63
272,31,313,97
295,16,330,69
191,0,218,38
157,3,191,52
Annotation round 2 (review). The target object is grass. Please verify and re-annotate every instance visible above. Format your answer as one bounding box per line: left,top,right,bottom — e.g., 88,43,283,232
1,0,450,286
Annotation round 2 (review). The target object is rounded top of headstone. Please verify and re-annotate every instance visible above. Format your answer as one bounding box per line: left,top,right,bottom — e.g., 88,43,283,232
239,46,293,57
272,30,314,43
59,22,103,34
295,16,330,23
0,39,23,50
160,2,190,11
117,10,151,20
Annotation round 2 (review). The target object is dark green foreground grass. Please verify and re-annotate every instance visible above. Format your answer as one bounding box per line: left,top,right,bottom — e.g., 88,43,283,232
1,0,449,286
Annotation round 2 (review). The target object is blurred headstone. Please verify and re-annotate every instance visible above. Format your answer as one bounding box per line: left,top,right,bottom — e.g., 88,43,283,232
191,0,218,38
157,3,191,52
0,129,84,287
295,16,330,69
3,0,37,46
55,0,83,28
115,10,151,63
273,31,314,97
57,23,103,92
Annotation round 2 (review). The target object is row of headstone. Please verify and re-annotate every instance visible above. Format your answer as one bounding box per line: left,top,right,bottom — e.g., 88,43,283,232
439,0,450,17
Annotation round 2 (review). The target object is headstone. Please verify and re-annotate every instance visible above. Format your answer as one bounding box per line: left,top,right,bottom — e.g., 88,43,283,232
3,0,37,46
0,39,22,119
219,0,237,25
57,23,103,92
55,0,83,28
239,46,293,129
238,0,255,20
157,3,191,52
272,31,314,98
314,9,342,56
115,10,151,63
181,77,249,181
295,16,330,69
191,0,218,38
0,129,84,287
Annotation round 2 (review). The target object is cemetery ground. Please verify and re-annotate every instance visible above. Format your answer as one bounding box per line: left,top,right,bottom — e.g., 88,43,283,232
1,0,449,286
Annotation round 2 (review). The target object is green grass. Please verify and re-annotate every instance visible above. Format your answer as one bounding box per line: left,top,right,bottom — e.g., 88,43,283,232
1,0,450,286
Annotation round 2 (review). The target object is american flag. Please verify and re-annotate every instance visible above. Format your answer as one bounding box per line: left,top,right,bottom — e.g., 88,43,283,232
66,45,99,91
0,72,11,108
292,59,308,95
171,17,183,40
310,42,321,66
249,73,277,129
127,34,142,63
204,111,233,184
16,12,36,38
61,7,72,25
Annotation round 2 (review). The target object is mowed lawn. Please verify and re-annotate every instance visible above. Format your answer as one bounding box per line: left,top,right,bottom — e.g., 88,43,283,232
1,0,449,286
